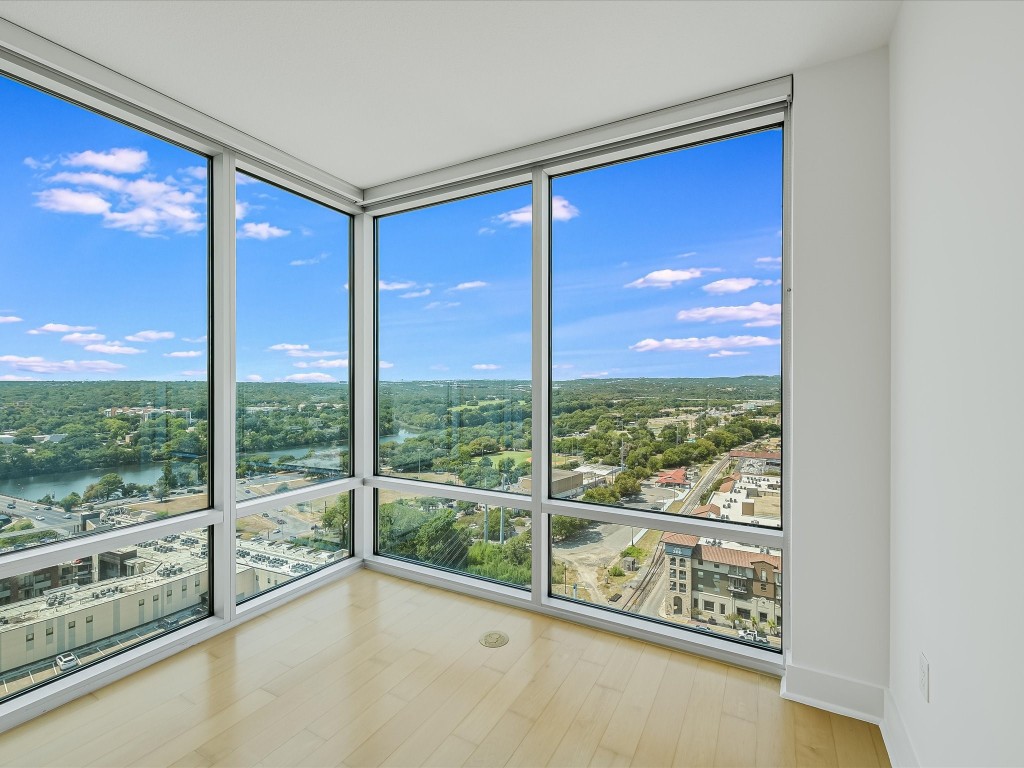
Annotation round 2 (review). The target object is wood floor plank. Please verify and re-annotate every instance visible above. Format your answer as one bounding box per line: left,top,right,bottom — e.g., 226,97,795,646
546,681,623,767
672,660,728,768
794,703,840,768
598,644,672,760
631,652,699,768
755,673,798,768
0,570,891,768
830,713,880,768
871,723,892,768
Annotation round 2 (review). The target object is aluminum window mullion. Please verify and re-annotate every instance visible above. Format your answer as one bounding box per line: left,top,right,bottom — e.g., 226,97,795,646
367,476,529,511
235,477,362,519
210,151,237,622
353,213,375,559
542,499,783,549
531,169,552,604
0,509,221,581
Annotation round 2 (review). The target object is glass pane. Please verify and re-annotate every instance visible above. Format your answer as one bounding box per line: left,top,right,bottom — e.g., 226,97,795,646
550,130,783,529
376,490,531,589
0,74,210,555
376,186,532,494
550,515,781,650
235,491,352,603
0,527,211,701
235,173,351,502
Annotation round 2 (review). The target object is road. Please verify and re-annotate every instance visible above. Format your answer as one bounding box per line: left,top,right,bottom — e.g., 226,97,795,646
676,454,732,516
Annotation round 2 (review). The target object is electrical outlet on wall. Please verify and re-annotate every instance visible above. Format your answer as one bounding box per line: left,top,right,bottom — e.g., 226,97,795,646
918,652,930,702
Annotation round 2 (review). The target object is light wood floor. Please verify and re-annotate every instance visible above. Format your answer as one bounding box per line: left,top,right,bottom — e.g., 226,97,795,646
0,570,890,767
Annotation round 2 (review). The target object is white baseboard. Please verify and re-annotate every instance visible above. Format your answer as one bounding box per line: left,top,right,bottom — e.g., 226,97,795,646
880,689,920,768
780,654,885,723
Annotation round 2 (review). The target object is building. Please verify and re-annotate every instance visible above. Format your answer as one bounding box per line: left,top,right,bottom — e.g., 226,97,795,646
655,467,691,488
0,3,1019,765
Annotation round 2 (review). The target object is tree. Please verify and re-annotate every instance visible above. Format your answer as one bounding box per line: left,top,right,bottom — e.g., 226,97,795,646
550,515,590,542
59,492,81,512
415,509,470,568
83,472,125,502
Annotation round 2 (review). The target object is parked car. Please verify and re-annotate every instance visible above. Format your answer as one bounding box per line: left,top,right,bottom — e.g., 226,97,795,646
55,652,79,671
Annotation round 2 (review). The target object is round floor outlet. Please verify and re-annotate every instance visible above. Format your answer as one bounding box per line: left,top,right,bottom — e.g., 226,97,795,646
480,631,509,648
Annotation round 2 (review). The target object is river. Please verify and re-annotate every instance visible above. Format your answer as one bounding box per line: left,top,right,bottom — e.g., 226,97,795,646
0,430,416,502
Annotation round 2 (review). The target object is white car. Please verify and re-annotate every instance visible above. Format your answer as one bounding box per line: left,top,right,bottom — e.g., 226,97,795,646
55,652,79,671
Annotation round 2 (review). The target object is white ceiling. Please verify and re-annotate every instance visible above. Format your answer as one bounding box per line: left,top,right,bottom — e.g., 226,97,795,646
0,0,899,191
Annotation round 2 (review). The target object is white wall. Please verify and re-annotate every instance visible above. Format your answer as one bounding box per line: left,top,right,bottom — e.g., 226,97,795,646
887,3,1024,766
783,47,891,720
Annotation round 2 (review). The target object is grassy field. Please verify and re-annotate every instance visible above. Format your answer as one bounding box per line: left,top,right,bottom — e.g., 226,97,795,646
481,450,531,465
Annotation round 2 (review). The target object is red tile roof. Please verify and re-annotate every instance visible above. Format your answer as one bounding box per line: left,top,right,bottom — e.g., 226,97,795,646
691,503,721,518
656,467,689,484
697,545,782,571
729,450,782,460
661,532,700,547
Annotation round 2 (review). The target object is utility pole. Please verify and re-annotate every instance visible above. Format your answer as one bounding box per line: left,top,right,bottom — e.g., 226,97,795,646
483,503,489,543
499,506,505,544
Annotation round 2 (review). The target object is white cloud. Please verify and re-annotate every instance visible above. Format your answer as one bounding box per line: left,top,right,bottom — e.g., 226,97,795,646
163,350,203,358
478,227,496,235
425,301,460,310
180,369,206,376
31,323,96,334
285,372,336,383
37,163,205,235
85,342,145,355
494,195,579,227
49,171,127,192
36,188,111,215
676,251,697,259
292,358,349,369
580,371,610,379
0,316,23,323
473,363,500,370
675,302,781,327
125,330,175,342
379,280,415,291
235,201,249,220
268,343,308,351
0,374,38,381
625,268,706,289
286,349,341,358
0,355,126,373
182,335,207,343
61,332,105,344
629,335,781,352
300,226,314,236
63,148,148,174
400,289,431,299
708,350,750,358
245,374,263,382
430,364,449,371
23,157,55,171
756,257,782,268
451,281,488,291
290,253,327,267
379,361,394,369
552,363,575,370
239,222,289,240
183,166,208,180
702,277,780,294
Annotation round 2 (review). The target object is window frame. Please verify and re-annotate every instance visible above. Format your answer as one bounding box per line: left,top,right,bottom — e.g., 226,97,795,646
0,27,792,728
364,104,790,673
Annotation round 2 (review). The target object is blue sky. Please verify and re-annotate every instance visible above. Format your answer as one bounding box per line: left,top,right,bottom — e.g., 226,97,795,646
380,129,782,381
1,72,781,385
